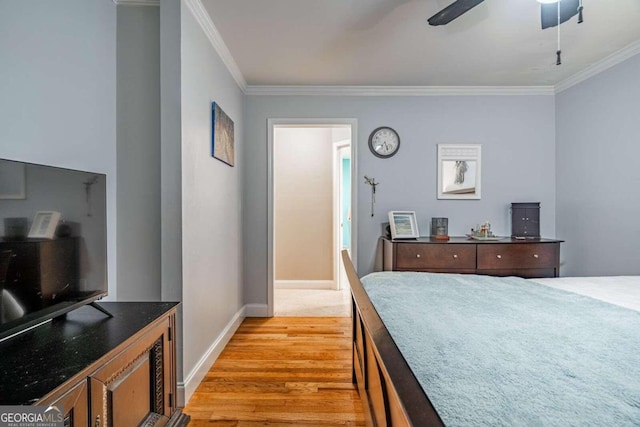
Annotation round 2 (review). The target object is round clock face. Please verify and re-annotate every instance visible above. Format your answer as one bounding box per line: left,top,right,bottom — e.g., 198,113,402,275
369,127,400,158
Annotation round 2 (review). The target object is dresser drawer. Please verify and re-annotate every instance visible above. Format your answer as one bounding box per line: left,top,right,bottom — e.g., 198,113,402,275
477,243,558,270
395,243,476,270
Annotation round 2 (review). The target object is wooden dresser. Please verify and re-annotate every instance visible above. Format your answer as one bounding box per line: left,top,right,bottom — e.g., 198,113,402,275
382,236,563,278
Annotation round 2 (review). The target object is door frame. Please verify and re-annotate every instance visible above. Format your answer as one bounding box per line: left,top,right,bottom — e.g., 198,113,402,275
267,118,358,317
333,142,351,291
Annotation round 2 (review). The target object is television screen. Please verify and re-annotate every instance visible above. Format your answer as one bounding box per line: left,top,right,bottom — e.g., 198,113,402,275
0,158,107,341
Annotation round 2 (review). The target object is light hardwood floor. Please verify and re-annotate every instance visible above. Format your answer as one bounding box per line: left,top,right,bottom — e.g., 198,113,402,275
184,317,365,426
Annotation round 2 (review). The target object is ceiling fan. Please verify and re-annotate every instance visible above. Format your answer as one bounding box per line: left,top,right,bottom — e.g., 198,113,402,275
427,0,585,64
427,0,584,29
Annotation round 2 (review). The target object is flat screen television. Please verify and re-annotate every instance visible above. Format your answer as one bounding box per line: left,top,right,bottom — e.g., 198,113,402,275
0,158,107,341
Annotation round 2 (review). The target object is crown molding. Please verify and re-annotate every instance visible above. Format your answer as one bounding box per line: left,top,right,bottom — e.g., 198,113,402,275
112,0,159,6
555,40,640,93
245,85,555,96
183,0,247,92
118,0,636,97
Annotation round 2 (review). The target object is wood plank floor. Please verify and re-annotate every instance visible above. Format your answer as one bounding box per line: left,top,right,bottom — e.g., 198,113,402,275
184,317,365,426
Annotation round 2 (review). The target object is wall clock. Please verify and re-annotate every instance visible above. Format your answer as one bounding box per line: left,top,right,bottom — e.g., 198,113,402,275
368,126,400,158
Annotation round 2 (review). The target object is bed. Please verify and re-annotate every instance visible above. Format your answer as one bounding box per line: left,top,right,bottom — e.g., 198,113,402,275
342,251,640,426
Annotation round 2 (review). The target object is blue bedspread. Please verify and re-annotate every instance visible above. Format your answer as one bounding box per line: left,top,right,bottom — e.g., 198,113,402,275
361,272,640,426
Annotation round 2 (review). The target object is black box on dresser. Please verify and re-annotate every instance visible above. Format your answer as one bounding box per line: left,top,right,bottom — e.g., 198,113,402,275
511,202,541,238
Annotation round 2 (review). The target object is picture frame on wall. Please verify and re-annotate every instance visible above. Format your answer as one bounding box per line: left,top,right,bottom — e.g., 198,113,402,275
211,102,235,166
437,144,482,200
28,211,61,239
0,159,26,200
388,211,420,239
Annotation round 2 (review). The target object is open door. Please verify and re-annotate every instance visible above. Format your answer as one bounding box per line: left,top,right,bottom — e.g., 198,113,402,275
336,144,351,290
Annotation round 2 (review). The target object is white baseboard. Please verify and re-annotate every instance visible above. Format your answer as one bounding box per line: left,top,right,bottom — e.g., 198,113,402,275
181,305,246,405
275,280,335,289
245,303,269,317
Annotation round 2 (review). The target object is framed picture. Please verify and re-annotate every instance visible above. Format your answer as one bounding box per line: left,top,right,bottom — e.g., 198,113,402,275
437,144,482,200
388,211,420,239
0,159,26,199
211,102,235,166
28,211,61,239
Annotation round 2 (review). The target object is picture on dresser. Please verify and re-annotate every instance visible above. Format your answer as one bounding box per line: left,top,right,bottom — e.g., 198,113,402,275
27,211,61,239
388,211,420,239
437,144,482,200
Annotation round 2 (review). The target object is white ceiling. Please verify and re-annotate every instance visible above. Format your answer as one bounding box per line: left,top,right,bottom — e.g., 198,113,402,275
200,0,640,88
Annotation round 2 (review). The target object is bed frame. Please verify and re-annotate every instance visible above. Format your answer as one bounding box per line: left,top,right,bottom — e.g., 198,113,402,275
342,250,444,426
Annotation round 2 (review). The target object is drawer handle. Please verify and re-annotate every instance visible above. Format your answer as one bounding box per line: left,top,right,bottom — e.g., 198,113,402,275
533,254,539,259
453,254,458,259
496,255,502,259
416,254,421,258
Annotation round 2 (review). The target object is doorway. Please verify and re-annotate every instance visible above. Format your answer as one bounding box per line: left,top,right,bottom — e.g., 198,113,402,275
267,119,357,317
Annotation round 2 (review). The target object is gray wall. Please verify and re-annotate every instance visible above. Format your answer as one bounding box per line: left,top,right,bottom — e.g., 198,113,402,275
244,95,556,305
556,54,640,276
180,0,244,394
159,0,185,396
161,0,183,304
0,0,118,299
117,6,161,301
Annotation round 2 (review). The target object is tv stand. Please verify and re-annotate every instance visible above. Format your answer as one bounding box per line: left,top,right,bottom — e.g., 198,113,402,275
0,302,188,426
89,301,114,318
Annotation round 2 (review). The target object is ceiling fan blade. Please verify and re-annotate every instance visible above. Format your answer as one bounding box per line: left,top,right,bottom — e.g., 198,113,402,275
428,0,485,26
541,0,579,29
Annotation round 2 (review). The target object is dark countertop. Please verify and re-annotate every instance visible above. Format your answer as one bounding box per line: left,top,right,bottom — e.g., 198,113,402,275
0,301,179,405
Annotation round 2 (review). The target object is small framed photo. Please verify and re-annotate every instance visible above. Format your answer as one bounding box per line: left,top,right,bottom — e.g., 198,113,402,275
437,144,482,200
28,211,61,239
388,211,420,239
